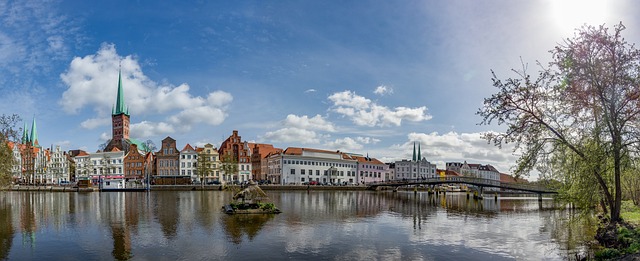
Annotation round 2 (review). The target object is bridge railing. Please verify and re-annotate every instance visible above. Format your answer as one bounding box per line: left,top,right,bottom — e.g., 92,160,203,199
367,176,556,193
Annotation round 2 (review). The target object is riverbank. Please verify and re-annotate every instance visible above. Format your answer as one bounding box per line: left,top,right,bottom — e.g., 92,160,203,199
7,184,370,192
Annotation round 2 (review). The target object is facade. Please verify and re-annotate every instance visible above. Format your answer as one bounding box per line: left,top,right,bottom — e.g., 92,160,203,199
385,163,395,181
88,148,125,184
48,145,70,184
218,130,253,183
250,144,281,182
155,136,179,176
196,144,221,183
353,155,387,184
271,147,358,185
73,150,92,181
9,117,52,184
179,144,197,182
394,143,437,180
123,144,145,181
446,161,501,191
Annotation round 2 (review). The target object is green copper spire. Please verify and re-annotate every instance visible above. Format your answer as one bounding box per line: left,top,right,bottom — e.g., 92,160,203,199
113,69,129,116
412,142,416,161
22,122,29,144
417,143,421,161
30,116,38,146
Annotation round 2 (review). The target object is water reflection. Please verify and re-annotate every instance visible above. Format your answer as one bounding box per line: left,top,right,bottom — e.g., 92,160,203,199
0,191,595,260
0,197,13,259
221,214,275,244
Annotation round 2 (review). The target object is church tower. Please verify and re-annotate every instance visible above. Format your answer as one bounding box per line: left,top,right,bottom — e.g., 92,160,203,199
106,68,130,151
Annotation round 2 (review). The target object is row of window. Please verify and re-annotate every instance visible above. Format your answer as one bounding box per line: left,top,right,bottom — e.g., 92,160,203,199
284,160,356,169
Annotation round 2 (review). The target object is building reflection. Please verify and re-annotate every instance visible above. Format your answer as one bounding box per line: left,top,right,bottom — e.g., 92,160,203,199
100,192,148,261
0,198,14,259
153,192,179,240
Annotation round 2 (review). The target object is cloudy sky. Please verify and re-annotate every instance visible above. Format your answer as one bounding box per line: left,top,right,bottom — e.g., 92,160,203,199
1,1,638,180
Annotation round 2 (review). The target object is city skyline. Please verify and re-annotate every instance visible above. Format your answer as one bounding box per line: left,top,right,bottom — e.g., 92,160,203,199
1,1,638,179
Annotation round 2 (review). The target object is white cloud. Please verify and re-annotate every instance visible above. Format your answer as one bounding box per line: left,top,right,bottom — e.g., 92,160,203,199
328,90,431,127
59,44,233,139
304,89,316,93
325,137,363,151
373,85,393,96
80,117,110,129
262,128,321,144
355,137,380,144
283,114,335,132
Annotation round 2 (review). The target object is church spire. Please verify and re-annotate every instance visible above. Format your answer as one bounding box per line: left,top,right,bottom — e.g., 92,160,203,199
418,143,421,161
412,142,416,161
30,116,38,147
113,67,129,116
22,122,29,144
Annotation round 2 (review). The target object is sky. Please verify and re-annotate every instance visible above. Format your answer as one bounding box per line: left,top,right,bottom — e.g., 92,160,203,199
1,0,638,180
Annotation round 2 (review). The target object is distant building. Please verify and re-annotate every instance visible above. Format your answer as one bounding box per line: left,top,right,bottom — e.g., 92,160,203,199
250,144,282,182
394,142,437,180
353,155,387,184
446,161,501,191
123,143,146,181
180,144,198,182
218,130,253,183
196,143,221,183
49,145,70,184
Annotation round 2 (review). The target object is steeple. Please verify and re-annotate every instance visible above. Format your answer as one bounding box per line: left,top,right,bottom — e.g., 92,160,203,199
417,143,421,161
30,116,39,147
412,142,416,161
113,68,129,116
22,122,29,144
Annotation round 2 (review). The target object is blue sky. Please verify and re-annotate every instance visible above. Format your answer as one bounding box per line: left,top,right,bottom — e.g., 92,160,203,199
1,0,638,179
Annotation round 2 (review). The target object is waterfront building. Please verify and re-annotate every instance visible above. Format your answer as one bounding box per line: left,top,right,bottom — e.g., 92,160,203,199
353,155,387,184
8,117,52,184
123,143,146,181
218,130,253,183
196,143,221,183
154,136,187,185
88,148,125,184
385,163,396,181
446,161,501,191
72,150,91,181
250,144,282,182
394,142,437,180
268,147,358,185
48,145,70,184
179,143,198,183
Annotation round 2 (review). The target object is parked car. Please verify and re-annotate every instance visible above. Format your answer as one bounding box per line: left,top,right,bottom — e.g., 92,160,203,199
207,180,221,185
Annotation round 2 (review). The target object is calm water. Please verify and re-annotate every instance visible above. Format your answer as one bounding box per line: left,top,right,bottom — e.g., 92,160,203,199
0,190,594,261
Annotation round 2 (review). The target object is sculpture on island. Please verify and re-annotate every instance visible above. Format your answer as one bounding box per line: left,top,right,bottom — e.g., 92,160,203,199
223,181,281,214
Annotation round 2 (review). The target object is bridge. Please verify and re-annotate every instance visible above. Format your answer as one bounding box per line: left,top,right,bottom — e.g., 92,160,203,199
366,176,557,195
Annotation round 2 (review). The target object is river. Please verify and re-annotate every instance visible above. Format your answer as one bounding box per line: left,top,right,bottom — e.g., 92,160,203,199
0,190,593,260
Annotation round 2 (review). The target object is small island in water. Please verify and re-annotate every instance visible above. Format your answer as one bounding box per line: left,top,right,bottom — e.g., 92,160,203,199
223,181,281,214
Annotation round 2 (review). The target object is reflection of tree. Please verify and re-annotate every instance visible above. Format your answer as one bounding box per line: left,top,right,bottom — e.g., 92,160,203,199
0,198,13,259
221,214,274,244
153,192,179,239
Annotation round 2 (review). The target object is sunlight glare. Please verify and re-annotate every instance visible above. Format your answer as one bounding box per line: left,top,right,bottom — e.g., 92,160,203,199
550,0,610,34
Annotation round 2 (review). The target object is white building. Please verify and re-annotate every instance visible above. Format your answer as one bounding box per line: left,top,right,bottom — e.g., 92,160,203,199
48,145,70,184
394,143,437,180
269,147,358,185
88,149,125,184
447,161,501,191
179,144,198,182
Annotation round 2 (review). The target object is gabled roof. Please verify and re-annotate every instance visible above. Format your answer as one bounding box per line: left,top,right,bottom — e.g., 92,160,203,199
181,143,195,152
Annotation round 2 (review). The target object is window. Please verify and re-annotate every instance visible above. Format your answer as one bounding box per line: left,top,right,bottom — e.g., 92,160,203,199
301,169,305,175
290,169,295,175
316,170,320,176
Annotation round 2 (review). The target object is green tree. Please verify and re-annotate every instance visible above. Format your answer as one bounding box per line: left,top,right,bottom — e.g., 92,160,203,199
196,149,216,188
220,153,238,184
0,114,22,187
478,23,640,223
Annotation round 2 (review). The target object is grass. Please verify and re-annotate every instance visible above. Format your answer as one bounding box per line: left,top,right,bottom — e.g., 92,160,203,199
622,200,640,225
